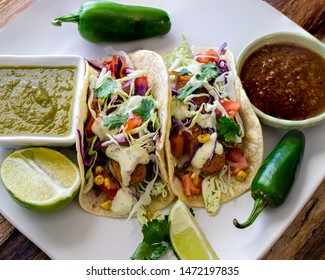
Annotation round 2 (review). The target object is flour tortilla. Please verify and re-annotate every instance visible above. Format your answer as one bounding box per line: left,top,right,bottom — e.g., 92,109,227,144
76,50,174,217
164,49,264,207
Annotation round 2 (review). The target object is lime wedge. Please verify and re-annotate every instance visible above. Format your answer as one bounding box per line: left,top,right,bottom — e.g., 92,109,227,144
0,147,80,212
169,199,219,260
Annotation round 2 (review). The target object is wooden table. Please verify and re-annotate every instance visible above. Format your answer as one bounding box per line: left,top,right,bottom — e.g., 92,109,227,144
0,0,324,260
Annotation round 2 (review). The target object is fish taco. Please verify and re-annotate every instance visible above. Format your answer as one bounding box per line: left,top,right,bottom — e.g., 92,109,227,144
163,39,263,215
77,49,174,218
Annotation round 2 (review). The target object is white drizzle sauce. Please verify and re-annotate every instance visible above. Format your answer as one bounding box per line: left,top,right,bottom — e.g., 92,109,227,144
191,133,223,170
105,144,150,187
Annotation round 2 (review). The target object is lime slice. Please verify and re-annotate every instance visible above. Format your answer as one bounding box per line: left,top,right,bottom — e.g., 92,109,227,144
169,199,219,260
0,147,80,212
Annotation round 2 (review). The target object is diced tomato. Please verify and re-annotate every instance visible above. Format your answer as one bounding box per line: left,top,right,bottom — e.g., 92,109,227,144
97,184,118,199
182,174,202,196
102,56,127,79
195,49,219,64
226,148,249,175
96,170,120,199
221,99,240,118
85,115,95,134
124,115,143,132
170,132,186,158
215,99,241,118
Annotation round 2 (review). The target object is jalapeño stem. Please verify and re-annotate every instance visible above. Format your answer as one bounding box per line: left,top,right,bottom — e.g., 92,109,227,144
233,197,265,229
51,12,80,26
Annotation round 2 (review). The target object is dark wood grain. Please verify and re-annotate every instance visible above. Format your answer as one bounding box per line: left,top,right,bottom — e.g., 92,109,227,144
265,0,325,41
262,179,325,260
0,0,324,260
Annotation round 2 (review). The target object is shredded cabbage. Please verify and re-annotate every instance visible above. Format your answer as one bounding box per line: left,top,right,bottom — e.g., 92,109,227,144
202,165,235,215
164,36,193,71
137,205,163,225
136,178,168,198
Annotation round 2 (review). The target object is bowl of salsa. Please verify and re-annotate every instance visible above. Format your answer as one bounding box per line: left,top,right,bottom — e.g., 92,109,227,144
236,31,325,129
0,55,88,147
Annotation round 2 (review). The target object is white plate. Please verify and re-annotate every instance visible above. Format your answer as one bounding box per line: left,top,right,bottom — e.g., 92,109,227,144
0,0,324,260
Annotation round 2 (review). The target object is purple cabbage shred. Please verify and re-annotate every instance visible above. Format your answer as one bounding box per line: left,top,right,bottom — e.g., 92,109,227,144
218,42,227,56
86,59,102,72
135,81,147,96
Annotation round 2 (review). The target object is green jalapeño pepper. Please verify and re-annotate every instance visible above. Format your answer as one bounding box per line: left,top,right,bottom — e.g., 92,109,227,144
233,130,305,229
51,1,171,42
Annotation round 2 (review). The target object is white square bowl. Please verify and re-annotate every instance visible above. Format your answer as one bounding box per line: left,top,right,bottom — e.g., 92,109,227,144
0,55,88,147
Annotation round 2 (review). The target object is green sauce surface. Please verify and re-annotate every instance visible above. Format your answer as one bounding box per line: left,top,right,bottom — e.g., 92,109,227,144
0,66,76,136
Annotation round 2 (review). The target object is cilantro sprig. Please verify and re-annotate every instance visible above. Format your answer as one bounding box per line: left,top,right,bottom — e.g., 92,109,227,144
131,207,196,260
177,62,221,101
103,113,129,130
201,62,220,80
216,116,241,142
132,98,154,121
131,217,171,260
177,75,204,101
94,78,117,99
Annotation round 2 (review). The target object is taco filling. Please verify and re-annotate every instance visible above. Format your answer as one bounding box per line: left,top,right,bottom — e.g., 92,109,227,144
77,50,174,218
164,39,263,215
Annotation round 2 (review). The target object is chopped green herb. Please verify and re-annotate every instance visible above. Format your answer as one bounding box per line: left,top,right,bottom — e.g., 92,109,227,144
103,113,129,130
94,78,117,99
201,62,220,80
131,218,171,260
177,75,204,101
217,116,240,142
132,98,154,121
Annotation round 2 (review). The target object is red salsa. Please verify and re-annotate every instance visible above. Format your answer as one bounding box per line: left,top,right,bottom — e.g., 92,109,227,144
240,43,325,120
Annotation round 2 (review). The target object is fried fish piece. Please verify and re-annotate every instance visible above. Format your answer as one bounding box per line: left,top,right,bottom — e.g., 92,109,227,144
110,159,147,185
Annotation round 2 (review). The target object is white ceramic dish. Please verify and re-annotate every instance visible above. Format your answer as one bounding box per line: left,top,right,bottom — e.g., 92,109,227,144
236,31,325,129
0,55,87,147
0,0,324,260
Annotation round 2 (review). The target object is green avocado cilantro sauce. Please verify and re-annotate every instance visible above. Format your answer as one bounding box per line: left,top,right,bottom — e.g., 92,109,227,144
0,66,77,136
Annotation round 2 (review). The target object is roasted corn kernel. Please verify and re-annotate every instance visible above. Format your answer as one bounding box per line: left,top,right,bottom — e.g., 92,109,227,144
94,175,105,186
104,178,111,189
198,134,210,143
236,170,247,182
95,166,103,175
100,200,112,210
190,173,199,185
98,98,105,106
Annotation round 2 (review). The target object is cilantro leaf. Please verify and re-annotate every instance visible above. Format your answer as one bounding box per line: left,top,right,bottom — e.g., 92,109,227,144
103,113,129,130
131,218,171,260
142,219,170,244
130,242,153,260
177,75,204,101
131,241,170,260
216,116,240,142
132,98,154,121
176,63,220,101
201,62,220,80
93,78,117,99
